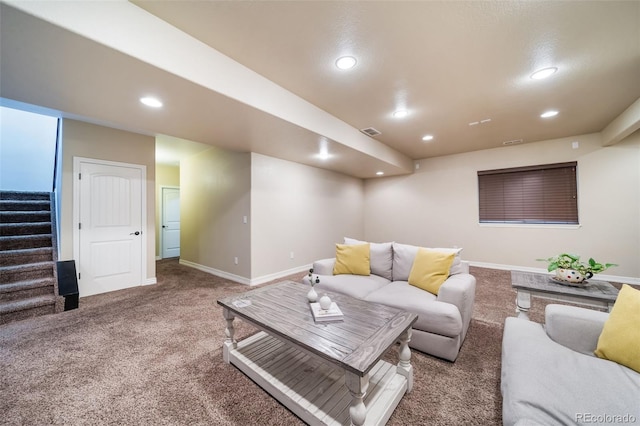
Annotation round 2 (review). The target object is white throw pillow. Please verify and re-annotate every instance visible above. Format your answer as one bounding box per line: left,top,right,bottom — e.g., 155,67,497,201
344,237,393,281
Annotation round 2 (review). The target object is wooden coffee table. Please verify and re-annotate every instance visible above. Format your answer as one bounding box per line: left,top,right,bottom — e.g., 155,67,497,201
217,281,418,426
511,271,619,320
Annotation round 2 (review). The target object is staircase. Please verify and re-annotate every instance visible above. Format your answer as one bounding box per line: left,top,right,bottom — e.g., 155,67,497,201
0,191,64,325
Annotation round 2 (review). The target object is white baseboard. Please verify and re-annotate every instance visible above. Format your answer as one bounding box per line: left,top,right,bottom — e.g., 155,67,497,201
179,259,312,286
469,261,640,286
144,277,157,286
249,264,313,286
155,256,162,261
179,259,252,285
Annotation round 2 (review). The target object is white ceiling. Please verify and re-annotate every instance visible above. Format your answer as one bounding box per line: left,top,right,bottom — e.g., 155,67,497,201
1,1,639,177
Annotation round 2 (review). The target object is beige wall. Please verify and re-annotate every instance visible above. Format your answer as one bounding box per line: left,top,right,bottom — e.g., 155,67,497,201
180,147,252,278
60,119,156,281
250,153,364,280
155,163,180,257
364,132,640,281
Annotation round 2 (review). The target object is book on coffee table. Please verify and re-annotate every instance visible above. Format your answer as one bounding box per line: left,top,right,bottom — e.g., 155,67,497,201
310,302,344,322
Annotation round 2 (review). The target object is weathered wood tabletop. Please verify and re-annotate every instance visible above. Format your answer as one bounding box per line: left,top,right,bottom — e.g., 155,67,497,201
217,280,417,377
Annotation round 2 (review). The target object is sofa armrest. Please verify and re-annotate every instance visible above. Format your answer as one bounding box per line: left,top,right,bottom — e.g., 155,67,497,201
544,304,609,356
312,258,336,276
459,260,470,274
437,273,476,341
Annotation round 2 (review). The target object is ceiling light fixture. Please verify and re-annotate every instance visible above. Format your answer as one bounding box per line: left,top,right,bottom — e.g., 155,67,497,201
530,67,558,80
393,109,409,119
376,171,384,176
140,97,163,108
335,56,357,70
422,135,434,141
540,110,559,118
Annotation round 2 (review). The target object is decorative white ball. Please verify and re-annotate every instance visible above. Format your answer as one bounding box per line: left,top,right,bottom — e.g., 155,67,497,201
319,293,332,310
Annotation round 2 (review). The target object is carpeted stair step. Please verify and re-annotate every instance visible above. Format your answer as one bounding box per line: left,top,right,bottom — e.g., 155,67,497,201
0,247,54,266
0,222,52,237
0,261,55,284
0,234,53,251
0,199,51,211
0,211,51,223
0,191,50,201
0,278,56,302
0,295,57,325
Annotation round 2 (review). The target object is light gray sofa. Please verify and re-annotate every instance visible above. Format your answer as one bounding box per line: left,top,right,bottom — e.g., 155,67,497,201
302,241,476,361
501,304,640,426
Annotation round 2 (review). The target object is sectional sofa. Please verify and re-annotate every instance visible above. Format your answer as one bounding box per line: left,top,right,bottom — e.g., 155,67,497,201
302,239,476,361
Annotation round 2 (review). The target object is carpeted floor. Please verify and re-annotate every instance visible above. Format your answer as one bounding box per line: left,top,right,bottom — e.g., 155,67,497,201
0,261,562,425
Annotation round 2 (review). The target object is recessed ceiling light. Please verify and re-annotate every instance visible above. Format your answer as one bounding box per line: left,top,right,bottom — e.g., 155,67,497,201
335,56,357,70
530,67,558,80
422,135,434,141
393,109,409,119
376,171,384,176
140,97,163,108
540,110,559,118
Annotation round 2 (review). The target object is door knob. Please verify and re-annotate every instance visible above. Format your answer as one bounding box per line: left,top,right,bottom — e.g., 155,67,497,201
130,231,140,235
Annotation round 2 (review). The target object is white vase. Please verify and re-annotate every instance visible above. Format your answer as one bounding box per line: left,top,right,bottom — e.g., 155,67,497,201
307,287,318,303
319,293,332,310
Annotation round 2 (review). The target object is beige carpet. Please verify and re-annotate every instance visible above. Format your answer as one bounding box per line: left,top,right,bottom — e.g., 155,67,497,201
0,261,563,425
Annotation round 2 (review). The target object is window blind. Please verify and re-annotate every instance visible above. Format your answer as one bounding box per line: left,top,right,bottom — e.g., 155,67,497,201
478,162,578,224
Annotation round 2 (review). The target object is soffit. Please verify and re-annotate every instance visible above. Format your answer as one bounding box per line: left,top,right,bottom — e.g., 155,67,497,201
0,3,409,178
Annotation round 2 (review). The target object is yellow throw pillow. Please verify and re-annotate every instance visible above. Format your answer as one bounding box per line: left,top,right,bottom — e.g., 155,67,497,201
333,243,371,276
594,284,640,373
408,248,455,295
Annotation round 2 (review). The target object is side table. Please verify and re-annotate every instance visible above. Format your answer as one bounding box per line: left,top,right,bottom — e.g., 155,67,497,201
511,271,619,320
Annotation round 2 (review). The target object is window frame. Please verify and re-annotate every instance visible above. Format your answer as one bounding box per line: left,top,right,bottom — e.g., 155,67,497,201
477,161,579,225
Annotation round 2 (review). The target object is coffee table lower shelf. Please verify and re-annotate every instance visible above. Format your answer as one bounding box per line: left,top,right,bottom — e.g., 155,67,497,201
228,331,408,426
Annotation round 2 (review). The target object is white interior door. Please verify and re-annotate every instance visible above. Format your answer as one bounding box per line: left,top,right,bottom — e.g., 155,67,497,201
77,160,144,297
161,187,180,259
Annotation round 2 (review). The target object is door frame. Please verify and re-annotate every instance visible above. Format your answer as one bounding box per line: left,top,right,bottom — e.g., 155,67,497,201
73,156,148,290
159,185,180,259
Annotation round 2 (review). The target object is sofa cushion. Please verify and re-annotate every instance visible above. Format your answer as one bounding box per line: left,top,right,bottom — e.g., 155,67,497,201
333,243,370,276
364,281,462,338
314,273,390,300
344,237,393,281
595,284,640,373
408,248,455,295
392,243,420,281
393,242,464,281
502,317,640,426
